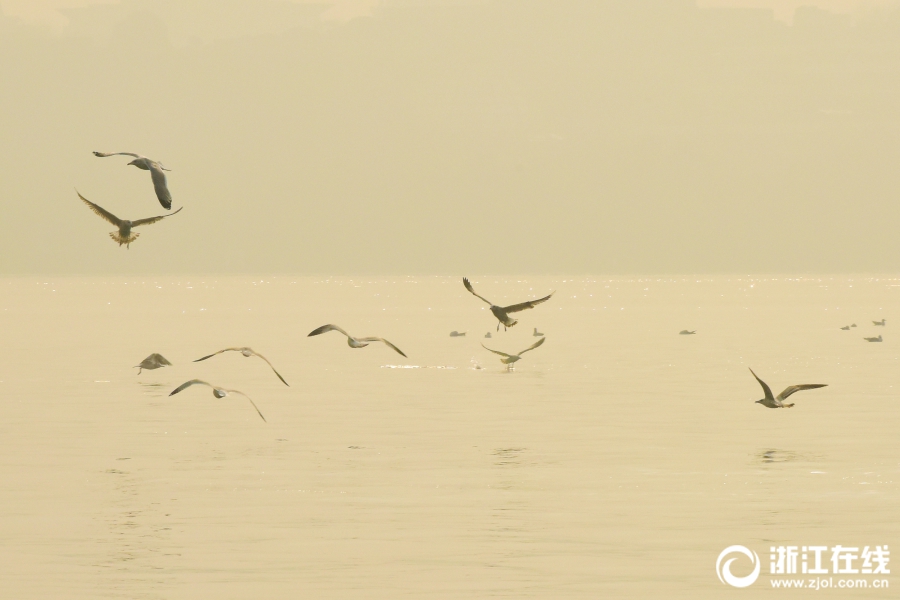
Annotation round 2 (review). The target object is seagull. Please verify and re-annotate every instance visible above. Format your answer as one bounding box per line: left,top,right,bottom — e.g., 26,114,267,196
463,277,554,331
864,335,883,342
169,379,266,422
482,336,546,370
134,353,172,374
93,151,173,210
449,331,467,337
679,330,696,335
873,319,886,326
533,327,544,336
192,347,289,386
748,368,827,409
77,190,182,248
840,326,850,330
308,324,407,357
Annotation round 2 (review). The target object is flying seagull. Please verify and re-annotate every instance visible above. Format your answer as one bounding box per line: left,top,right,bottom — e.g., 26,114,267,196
77,190,182,248
134,353,172,374
482,336,546,370
679,330,696,335
748,368,827,409
307,324,407,357
169,379,266,422
864,335,883,342
463,277,554,331
873,319,886,326
533,327,544,336
192,347,289,386
93,151,173,210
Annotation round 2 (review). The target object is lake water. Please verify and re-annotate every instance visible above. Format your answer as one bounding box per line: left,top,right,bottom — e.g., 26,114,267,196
1,275,897,598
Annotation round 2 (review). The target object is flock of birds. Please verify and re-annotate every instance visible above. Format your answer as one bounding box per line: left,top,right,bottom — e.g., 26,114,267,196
82,150,873,421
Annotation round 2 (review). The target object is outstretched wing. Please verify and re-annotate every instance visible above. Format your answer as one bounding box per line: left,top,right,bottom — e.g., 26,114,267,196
252,351,290,386
169,379,211,396
308,324,351,338
228,390,267,422
778,384,827,401
193,347,242,362
132,206,183,227
77,190,121,226
93,151,141,159
359,337,407,357
518,336,546,355
503,291,554,314
463,278,493,306
481,344,512,358
149,164,173,210
148,353,172,366
748,368,775,402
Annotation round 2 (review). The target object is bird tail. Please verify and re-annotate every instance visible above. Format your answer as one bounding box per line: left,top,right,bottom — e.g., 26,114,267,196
110,231,139,247
784,403,794,408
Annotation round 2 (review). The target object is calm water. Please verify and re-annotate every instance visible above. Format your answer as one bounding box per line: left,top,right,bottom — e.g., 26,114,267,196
1,275,897,598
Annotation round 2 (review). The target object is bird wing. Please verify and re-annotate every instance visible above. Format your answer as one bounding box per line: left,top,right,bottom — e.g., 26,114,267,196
93,151,141,159
77,190,121,226
777,384,827,401
481,344,512,358
308,324,351,338
169,379,211,396
359,337,407,357
150,353,172,366
748,368,775,402
227,389,267,422
131,206,183,227
149,163,173,210
503,291,555,314
251,351,290,386
193,347,242,362
463,278,493,306
518,336,546,355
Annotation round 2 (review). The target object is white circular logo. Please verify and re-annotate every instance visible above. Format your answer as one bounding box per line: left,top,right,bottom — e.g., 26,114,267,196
716,545,761,588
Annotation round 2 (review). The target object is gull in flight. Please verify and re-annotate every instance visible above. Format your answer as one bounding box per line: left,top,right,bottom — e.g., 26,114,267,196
169,379,266,422
308,324,407,357
463,277,554,331
873,319,886,326
134,353,172,374
748,368,827,409
93,151,173,210
193,347,289,386
482,336,546,370
77,190,182,248
864,334,883,342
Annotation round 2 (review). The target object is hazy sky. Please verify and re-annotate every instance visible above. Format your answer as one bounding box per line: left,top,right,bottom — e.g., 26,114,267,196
1,0,899,275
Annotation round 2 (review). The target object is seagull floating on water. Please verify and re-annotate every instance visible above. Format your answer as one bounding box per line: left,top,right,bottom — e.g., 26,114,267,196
463,277,554,331
864,335,883,342
873,319,886,326
134,353,172,374
533,327,544,336
748,368,827,409
169,379,266,422
77,190,182,248
449,331,467,337
840,325,850,330
193,347,289,386
93,151,173,210
679,330,696,335
482,337,546,370
308,324,407,357
484,332,492,338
